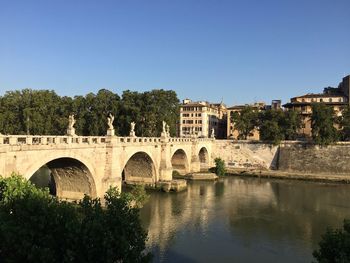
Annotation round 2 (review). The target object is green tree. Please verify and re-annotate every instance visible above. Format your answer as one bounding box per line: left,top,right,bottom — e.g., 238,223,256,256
214,158,226,176
280,110,301,140
311,103,339,146
258,109,301,144
0,174,151,263
118,89,179,137
258,109,284,144
230,106,258,139
340,106,350,141
313,219,350,262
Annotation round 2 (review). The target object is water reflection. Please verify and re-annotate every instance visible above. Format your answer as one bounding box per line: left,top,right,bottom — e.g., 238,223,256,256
139,177,350,263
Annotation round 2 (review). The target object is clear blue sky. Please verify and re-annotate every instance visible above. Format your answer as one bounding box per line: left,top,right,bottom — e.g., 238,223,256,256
0,0,349,105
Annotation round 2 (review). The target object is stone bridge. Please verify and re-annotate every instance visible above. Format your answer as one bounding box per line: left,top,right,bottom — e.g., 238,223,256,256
0,135,214,200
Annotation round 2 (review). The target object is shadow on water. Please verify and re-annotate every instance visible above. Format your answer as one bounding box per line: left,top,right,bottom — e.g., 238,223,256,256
139,177,350,263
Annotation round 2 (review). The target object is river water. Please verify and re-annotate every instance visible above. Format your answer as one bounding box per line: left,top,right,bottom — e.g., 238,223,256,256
139,176,350,263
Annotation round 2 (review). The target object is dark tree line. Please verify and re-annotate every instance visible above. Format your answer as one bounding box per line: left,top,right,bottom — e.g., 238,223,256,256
0,89,179,137
230,107,302,144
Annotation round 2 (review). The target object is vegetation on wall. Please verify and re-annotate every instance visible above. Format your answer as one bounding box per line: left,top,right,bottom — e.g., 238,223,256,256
0,88,179,137
214,158,226,176
0,174,151,263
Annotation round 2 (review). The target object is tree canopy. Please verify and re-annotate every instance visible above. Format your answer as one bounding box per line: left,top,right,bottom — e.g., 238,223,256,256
313,219,350,262
230,106,258,140
0,88,179,137
311,103,339,146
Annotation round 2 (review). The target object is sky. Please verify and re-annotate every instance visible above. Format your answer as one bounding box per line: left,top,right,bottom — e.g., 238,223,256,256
0,0,349,106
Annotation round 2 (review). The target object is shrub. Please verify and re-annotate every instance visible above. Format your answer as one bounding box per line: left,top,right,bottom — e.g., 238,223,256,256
313,219,350,262
0,174,151,263
214,158,226,176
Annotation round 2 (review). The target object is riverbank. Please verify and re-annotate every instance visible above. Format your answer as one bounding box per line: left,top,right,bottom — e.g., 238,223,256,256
226,168,350,184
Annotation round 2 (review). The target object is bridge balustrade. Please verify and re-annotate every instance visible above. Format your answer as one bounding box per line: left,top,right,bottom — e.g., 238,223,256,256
0,134,214,146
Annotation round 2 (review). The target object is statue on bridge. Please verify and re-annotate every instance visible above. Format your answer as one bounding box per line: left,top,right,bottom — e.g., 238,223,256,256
107,114,115,136
211,128,215,139
161,121,168,138
67,114,76,136
129,122,136,137
166,124,170,138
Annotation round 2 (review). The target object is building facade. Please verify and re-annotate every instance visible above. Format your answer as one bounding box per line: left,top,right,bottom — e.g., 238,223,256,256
283,75,350,137
179,99,227,138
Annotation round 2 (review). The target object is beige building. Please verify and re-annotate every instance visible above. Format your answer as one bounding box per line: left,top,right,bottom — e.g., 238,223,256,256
283,75,350,137
226,102,266,140
283,93,347,137
179,99,227,138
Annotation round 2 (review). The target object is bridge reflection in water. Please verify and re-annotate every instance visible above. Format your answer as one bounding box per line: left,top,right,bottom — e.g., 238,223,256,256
140,177,350,263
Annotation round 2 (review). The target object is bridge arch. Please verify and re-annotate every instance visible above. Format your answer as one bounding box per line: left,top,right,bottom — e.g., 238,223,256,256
199,147,210,170
122,151,157,184
28,157,97,200
171,149,190,175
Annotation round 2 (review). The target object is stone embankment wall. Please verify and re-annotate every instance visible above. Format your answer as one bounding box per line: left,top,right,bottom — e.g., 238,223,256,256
278,142,350,174
213,140,279,170
213,140,350,175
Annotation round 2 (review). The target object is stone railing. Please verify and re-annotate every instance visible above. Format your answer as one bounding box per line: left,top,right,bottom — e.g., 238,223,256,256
0,135,214,146
116,137,161,143
169,138,192,143
0,135,107,145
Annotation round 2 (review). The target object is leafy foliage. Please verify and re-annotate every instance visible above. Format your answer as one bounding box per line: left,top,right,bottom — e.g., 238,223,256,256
214,158,226,176
340,106,350,141
0,88,179,137
311,103,339,146
230,106,258,139
259,109,301,144
0,174,151,263
313,219,350,262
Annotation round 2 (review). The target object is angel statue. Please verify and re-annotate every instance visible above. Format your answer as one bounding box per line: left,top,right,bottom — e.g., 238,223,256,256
68,114,76,129
107,113,114,130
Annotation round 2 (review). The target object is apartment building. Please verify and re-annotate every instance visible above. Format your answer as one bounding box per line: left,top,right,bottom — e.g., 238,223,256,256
179,99,227,138
283,75,350,137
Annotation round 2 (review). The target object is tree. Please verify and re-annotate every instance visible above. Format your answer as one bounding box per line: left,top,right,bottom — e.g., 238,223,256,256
230,106,258,139
0,174,151,263
118,89,179,137
280,110,301,140
340,106,350,141
313,219,350,262
311,103,339,145
258,109,301,144
214,158,226,176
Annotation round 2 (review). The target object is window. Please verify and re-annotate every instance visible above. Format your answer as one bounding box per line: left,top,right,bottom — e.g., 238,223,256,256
320,99,323,102
329,98,332,102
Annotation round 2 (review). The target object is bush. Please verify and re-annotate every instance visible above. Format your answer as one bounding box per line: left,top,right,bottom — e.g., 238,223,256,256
313,219,350,262
214,158,226,176
0,174,151,263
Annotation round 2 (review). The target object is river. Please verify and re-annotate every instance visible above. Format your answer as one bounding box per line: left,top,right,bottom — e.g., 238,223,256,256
139,176,350,263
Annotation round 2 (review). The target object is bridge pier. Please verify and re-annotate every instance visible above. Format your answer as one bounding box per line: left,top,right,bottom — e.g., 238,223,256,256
159,139,174,181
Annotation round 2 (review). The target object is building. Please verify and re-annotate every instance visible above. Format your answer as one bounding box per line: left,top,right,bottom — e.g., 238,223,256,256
179,99,227,138
226,102,266,140
283,75,350,137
